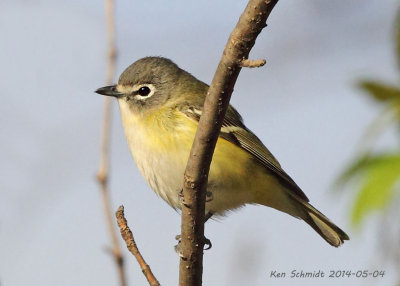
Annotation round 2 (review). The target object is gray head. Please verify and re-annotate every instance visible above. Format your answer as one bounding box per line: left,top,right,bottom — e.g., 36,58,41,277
95,57,208,114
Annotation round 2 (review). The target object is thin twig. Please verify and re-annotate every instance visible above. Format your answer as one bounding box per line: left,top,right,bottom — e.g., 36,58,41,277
96,0,126,285
241,58,266,68
179,0,279,285
116,206,161,286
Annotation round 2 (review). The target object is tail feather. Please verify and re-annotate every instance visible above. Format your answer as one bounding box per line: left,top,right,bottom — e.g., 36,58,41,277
296,199,349,247
255,182,349,247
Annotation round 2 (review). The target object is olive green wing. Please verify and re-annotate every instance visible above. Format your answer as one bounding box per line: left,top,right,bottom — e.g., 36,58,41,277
180,104,309,202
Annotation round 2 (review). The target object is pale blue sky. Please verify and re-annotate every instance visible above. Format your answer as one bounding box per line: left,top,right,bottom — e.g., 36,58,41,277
1,1,399,285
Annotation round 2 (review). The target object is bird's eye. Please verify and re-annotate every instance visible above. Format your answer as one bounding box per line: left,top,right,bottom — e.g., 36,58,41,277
131,84,155,100
137,86,151,96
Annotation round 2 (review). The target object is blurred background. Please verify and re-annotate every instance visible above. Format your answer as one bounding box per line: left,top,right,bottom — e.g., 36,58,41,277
1,0,399,285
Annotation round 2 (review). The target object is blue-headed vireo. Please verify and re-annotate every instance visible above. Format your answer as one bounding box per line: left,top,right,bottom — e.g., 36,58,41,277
95,57,349,247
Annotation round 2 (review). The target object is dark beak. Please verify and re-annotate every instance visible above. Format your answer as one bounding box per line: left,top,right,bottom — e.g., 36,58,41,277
95,85,123,97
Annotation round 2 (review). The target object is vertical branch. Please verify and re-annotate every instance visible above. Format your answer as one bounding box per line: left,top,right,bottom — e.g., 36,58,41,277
179,0,279,285
96,0,126,285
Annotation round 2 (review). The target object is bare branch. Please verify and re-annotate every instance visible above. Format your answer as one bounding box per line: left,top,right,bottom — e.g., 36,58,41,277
116,206,161,286
240,58,266,68
96,0,126,285
179,0,279,285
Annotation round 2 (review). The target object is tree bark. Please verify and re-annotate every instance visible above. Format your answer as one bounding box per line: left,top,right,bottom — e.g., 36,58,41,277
178,1,279,285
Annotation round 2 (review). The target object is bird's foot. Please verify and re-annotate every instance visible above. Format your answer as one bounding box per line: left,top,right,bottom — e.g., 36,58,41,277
178,189,191,208
203,237,212,250
174,235,184,257
178,190,213,207
206,191,213,202
174,234,212,255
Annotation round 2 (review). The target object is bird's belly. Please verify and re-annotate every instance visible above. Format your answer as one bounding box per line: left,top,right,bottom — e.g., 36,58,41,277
132,143,188,208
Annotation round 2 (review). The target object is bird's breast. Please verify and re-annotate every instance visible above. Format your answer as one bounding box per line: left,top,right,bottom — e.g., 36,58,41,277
118,101,196,207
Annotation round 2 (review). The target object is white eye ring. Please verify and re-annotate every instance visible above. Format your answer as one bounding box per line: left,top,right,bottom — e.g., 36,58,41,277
133,84,156,100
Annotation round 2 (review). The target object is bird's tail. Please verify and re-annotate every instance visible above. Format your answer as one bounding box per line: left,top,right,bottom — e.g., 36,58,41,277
255,180,349,247
291,197,349,247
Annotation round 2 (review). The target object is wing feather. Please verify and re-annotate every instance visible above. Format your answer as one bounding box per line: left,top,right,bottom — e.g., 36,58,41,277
180,104,309,202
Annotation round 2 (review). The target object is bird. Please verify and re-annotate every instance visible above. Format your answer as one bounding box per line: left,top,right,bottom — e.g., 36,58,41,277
95,56,349,247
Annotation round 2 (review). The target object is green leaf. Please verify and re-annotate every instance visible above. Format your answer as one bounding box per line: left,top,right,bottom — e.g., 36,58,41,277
359,81,400,103
349,153,400,226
